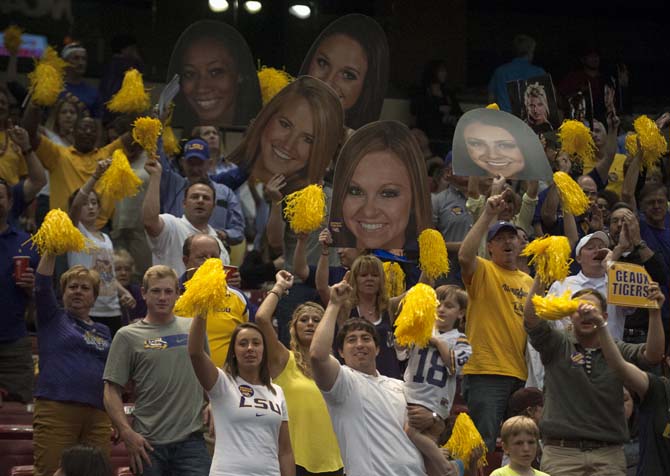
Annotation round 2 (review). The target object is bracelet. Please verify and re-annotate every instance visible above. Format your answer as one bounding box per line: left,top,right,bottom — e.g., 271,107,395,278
268,289,283,300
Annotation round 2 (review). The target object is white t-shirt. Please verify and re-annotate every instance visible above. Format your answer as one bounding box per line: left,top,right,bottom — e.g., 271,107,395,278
68,224,121,317
208,369,288,476
403,329,472,418
321,365,425,476
147,214,230,276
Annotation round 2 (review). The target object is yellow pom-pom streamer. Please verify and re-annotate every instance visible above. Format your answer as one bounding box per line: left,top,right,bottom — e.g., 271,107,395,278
553,171,589,216
41,46,68,71
282,184,326,234
394,283,438,348
175,258,230,320
257,66,294,105
418,229,449,280
162,125,180,156
557,120,596,165
28,63,63,106
485,103,500,110
631,115,667,169
444,413,488,469
4,25,23,55
24,209,90,255
532,291,585,321
132,117,162,157
521,235,572,284
383,261,405,298
96,149,142,201
107,68,150,113
625,133,638,158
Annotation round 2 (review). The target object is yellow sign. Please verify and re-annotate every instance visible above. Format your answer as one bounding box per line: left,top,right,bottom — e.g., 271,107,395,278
607,262,659,309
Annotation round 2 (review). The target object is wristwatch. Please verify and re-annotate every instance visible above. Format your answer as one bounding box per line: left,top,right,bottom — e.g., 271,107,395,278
432,412,439,423
633,240,647,252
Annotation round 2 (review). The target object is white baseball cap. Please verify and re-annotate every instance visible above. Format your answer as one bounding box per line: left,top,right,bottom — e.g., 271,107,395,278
575,231,610,256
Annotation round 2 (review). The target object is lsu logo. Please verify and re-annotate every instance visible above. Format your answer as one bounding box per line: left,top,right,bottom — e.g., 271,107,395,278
144,338,168,350
451,206,463,216
239,396,282,415
239,384,254,398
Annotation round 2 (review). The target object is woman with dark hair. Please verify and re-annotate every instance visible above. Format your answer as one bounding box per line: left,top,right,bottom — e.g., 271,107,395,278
329,120,432,251
299,13,389,130
167,20,262,131
54,445,113,476
189,317,295,475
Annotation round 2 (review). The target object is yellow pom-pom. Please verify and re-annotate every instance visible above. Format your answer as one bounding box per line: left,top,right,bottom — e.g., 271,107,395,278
96,149,142,201
418,229,449,280
521,235,573,284
257,66,294,105
486,103,500,110
132,117,162,156
4,25,23,55
553,171,590,216
532,291,585,320
28,63,63,106
107,68,151,113
41,46,68,71
625,133,638,158
25,209,90,255
394,283,438,348
175,258,230,320
632,115,667,169
162,125,181,156
283,184,326,234
557,120,596,165
383,261,405,298
444,413,488,469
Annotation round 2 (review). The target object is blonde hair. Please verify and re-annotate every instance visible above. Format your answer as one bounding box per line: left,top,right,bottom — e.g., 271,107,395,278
60,265,101,298
500,415,540,445
289,302,324,378
348,255,389,315
113,248,134,265
142,265,179,292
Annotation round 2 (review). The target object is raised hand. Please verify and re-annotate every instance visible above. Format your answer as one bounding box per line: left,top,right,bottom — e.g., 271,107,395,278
275,270,294,293
264,174,286,203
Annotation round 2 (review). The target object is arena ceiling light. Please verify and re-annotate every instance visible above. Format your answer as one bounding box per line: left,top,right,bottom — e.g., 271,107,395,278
288,4,311,19
243,1,262,13
208,0,229,12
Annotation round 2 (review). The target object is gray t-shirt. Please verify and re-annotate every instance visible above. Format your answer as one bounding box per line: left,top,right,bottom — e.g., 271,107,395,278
103,317,206,445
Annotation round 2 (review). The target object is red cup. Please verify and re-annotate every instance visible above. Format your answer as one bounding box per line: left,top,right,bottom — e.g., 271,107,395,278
13,256,30,282
223,265,239,277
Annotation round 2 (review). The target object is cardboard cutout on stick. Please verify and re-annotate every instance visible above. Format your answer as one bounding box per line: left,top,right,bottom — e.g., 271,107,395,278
299,14,389,130
328,121,432,251
507,74,560,134
452,108,553,181
167,20,262,132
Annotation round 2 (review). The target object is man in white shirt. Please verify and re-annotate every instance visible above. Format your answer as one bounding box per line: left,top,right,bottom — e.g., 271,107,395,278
310,279,433,476
142,159,229,276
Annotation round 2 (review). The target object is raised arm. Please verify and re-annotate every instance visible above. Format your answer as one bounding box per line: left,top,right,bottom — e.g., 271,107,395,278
264,174,287,255
292,233,311,282
7,125,46,201
69,158,111,226
523,274,544,329
142,158,165,237
641,282,666,364
255,271,293,377
21,100,42,150
187,313,219,391
593,113,620,185
621,143,641,210
314,229,333,305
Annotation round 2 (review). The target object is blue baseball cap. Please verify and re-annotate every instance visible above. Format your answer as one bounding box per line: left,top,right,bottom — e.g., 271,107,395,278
183,139,209,161
487,221,517,242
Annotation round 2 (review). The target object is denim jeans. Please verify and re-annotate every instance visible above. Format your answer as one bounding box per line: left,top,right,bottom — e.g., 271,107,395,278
462,374,525,452
141,432,211,476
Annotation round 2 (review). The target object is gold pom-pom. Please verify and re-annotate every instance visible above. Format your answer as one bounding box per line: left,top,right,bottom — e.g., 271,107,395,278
553,171,590,216
557,120,596,165
4,25,23,55
521,235,573,284
418,229,449,280
625,133,638,157
444,413,488,469
162,125,181,156
96,149,142,201
394,283,438,348
383,261,405,298
257,66,294,105
28,46,68,107
631,115,667,168
41,46,69,71
175,258,230,320
532,291,585,320
25,209,90,255
486,103,500,110
107,68,150,113
132,117,162,156
283,184,326,234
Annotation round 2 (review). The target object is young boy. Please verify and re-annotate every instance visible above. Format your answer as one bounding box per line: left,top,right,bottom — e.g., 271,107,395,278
491,416,549,476
404,285,473,474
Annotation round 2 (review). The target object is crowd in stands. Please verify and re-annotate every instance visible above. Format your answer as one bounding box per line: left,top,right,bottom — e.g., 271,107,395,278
0,25,669,476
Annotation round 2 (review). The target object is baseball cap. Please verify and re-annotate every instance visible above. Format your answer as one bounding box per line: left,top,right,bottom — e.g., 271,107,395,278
575,231,610,256
183,139,209,161
487,221,517,242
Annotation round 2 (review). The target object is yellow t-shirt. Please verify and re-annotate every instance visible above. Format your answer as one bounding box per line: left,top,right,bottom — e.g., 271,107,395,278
463,257,533,381
582,152,627,198
273,351,342,473
205,287,249,367
0,131,27,185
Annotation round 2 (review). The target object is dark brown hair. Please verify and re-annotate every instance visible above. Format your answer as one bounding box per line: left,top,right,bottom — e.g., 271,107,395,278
223,322,276,395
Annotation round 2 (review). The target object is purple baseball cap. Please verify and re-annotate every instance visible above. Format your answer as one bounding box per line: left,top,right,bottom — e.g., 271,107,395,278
487,221,517,242
183,138,209,161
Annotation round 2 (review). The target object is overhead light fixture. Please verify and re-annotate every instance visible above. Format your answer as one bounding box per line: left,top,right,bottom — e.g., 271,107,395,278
209,0,229,12
244,1,262,13
288,4,311,19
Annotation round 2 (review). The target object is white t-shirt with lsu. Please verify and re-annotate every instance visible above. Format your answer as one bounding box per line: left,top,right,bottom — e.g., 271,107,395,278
321,365,425,476
208,369,288,476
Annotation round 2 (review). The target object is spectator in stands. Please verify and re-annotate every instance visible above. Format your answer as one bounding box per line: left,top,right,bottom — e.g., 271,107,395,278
309,279,427,475
488,35,546,112
458,193,533,451
255,270,343,475
33,252,112,476
0,84,28,186
104,265,211,476
502,388,544,469
490,416,548,476
98,34,144,122
142,158,230,275
113,249,146,324
559,46,606,119
61,42,103,118
54,445,113,476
